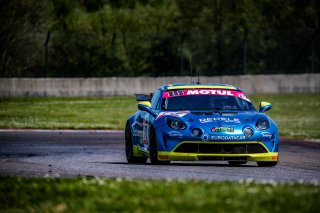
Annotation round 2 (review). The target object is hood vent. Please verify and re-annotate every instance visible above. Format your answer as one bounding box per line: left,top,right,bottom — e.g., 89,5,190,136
191,112,238,116
221,112,237,116
191,112,213,116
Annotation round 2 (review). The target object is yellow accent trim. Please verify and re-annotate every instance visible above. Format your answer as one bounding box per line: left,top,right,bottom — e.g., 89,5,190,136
167,85,237,90
260,102,271,108
138,101,151,107
157,151,278,162
159,155,169,160
158,141,278,162
133,145,146,157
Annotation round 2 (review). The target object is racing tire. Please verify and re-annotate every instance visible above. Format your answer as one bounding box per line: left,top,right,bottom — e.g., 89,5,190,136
149,127,170,165
125,122,147,164
228,160,247,166
257,161,277,167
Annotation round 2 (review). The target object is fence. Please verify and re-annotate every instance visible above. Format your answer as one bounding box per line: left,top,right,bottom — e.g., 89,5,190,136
0,74,319,97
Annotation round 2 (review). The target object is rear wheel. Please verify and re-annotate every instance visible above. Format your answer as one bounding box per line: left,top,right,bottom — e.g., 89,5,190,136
125,122,147,164
257,161,277,167
228,160,247,166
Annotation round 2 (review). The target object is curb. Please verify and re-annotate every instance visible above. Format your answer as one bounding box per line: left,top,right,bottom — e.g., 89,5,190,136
280,138,320,148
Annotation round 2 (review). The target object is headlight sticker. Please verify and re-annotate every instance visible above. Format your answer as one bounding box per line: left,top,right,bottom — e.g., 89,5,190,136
156,111,189,120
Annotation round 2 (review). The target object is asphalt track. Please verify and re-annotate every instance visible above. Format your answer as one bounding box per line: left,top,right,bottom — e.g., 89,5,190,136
0,130,320,182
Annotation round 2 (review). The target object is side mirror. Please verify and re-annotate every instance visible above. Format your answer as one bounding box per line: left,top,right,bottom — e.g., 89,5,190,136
138,101,151,108
138,102,157,117
259,102,272,113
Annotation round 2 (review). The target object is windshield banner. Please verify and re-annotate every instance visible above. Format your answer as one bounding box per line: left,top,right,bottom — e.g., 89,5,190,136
163,89,249,101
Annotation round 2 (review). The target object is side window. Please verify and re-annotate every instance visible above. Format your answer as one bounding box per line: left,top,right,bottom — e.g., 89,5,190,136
150,89,161,109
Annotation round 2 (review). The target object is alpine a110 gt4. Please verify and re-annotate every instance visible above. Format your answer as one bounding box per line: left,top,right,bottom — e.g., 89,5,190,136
125,83,278,167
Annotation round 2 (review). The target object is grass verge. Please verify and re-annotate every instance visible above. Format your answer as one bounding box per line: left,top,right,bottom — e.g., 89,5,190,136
250,94,320,139
0,94,319,138
0,97,136,130
0,177,319,213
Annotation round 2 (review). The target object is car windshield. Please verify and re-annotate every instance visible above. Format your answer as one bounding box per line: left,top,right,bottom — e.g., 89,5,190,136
161,89,255,111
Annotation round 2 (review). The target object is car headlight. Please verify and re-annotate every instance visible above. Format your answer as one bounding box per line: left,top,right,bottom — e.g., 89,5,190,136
166,117,186,130
243,127,254,138
255,118,270,130
191,128,202,137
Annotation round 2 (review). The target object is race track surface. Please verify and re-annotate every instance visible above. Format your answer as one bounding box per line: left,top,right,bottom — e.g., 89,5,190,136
0,130,319,182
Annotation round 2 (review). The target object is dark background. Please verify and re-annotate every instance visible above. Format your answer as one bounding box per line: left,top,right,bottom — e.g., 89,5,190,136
0,0,319,77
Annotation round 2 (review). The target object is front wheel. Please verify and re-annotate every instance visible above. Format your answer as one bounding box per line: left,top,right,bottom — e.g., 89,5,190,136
149,128,159,165
125,122,147,164
149,128,170,165
257,161,277,167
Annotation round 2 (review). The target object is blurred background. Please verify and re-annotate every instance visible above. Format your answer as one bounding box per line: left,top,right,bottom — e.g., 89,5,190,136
1,0,319,78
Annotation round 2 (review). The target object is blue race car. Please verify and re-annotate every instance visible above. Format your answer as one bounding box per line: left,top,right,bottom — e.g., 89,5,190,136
125,83,278,167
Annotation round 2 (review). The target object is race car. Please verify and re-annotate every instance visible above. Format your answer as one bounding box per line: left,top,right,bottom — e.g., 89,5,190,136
125,83,278,167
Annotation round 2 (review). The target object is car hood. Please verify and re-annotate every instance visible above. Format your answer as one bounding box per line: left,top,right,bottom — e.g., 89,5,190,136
188,111,258,126
156,110,259,127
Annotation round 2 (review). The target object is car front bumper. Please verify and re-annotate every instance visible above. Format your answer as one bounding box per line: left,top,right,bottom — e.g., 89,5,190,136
157,141,278,162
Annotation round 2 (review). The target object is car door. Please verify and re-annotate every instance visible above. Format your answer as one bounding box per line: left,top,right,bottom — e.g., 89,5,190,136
135,89,162,152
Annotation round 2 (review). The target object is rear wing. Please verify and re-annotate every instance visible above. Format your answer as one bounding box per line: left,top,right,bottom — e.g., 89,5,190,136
135,93,153,101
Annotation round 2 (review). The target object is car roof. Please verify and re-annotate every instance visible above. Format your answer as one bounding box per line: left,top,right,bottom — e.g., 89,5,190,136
160,83,241,91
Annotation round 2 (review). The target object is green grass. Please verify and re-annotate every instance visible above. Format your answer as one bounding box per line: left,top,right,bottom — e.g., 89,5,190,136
250,94,320,139
0,94,319,138
0,97,136,130
0,177,319,213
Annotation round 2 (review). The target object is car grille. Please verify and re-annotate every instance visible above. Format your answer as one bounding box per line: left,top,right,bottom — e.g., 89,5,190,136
173,143,268,154
197,156,248,161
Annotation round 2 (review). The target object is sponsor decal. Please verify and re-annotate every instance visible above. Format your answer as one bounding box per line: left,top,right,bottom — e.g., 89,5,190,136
132,130,143,137
262,132,273,139
201,134,245,141
211,127,234,133
199,117,241,124
201,133,210,142
142,114,150,148
132,121,142,128
132,115,150,150
156,111,189,120
167,131,184,137
163,89,250,101
210,135,246,141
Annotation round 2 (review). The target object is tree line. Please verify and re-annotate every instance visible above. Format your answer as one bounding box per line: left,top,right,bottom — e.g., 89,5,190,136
0,0,319,77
